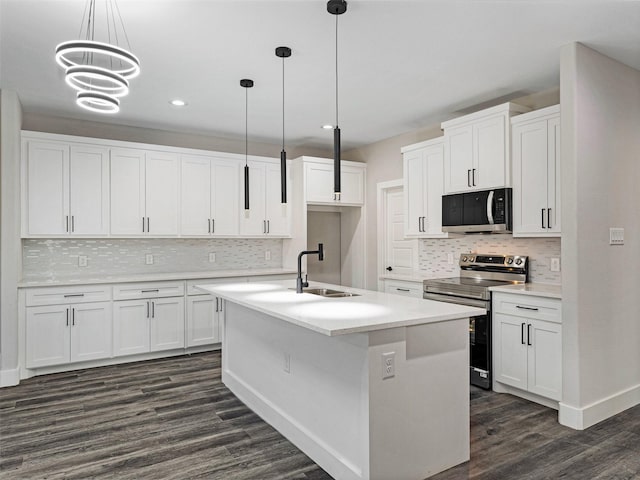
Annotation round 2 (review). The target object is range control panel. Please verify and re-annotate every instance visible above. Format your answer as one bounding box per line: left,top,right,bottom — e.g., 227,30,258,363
459,254,528,268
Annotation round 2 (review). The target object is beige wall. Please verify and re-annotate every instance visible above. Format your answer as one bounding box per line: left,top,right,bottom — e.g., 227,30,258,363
345,88,560,290
560,43,640,427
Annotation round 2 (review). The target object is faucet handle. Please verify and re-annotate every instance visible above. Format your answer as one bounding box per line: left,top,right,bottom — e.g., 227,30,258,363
303,274,309,287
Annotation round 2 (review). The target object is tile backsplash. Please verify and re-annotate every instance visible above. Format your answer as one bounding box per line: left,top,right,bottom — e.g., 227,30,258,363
22,238,283,281
419,236,561,284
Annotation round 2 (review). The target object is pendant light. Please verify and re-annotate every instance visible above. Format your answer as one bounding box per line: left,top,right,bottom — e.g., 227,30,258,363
55,0,140,114
241,79,254,210
275,46,292,204
327,0,347,200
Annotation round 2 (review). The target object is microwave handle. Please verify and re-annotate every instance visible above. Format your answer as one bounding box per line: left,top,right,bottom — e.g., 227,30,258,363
486,190,495,225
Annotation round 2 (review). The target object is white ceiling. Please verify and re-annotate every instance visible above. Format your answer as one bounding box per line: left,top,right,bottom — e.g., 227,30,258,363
1,0,639,150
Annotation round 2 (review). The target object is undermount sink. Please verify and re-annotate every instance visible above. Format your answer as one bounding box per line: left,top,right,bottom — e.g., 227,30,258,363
290,287,360,298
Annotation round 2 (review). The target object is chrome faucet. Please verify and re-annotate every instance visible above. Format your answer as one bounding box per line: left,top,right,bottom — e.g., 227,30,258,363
296,243,324,293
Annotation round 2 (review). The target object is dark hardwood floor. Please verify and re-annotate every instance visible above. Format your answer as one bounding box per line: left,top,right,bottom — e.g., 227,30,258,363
1,351,639,480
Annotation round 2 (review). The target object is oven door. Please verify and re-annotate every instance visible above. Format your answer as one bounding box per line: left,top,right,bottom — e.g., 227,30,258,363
424,291,492,389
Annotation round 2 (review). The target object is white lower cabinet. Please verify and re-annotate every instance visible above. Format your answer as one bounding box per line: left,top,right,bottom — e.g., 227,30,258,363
150,297,185,352
186,296,220,347
26,301,112,368
492,292,562,402
383,279,424,298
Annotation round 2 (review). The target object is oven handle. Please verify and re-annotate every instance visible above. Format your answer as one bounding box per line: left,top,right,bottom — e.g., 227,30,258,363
423,292,489,310
486,190,495,225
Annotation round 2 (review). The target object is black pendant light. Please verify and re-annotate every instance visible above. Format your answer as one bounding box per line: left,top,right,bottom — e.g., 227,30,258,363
275,46,291,204
241,78,254,210
327,0,347,200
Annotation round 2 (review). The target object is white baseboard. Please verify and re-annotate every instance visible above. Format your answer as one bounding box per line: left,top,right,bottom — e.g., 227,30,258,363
0,368,20,387
559,383,640,430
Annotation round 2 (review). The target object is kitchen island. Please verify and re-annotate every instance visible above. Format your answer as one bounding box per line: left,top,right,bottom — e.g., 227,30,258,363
195,280,484,480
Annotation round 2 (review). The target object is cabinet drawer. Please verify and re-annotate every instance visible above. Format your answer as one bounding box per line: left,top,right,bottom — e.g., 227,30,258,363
492,292,561,323
384,280,423,298
26,285,112,306
113,281,185,300
186,278,245,296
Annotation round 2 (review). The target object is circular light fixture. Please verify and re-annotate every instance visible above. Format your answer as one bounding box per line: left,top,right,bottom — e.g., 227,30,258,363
76,91,120,114
55,40,141,79
65,65,129,97
170,99,187,107
322,124,333,129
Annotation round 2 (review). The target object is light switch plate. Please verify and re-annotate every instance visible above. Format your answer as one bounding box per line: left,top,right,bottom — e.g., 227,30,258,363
209,252,216,263
78,255,88,267
609,228,624,245
265,250,271,261
145,254,153,265
550,257,560,272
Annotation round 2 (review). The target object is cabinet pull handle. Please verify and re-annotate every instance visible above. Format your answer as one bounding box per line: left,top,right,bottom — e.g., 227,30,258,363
262,220,266,234
467,169,471,187
72,308,75,326
63,293,85,297
71,215,75,232
151,301,155,318
541,209,546,228
267,220,270,233
146,301,149,318
66,215,69,233
527,323,532,346
147,217,150,233
547,208,552,229
208,219,211,233
521,322,526,345
142,217,145,233
219,298,222,312
516,305,539,311
396,288,410,292
472,168,476,186
141,289,159,293
215,297,218,312
66,308,69,327
211,219,215,234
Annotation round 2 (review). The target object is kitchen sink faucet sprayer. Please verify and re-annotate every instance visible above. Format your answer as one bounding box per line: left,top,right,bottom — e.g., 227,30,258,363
296,244,324,293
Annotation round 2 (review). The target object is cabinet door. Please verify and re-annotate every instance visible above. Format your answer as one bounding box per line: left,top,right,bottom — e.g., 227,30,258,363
25,141,69,235
424,143,447,237
239,162,267,236
180,155,212,236
340,166,364,204
305,163,335,203
110,149,146,235
444,125,473,193
474,115,506,189
527,319,562,401
69,302,112,363
493,312,528,391
145,152,179,235
150,297,185,351
26,305,70,368
69,145,110,235
211,158,240,236
264,162,291,236
512,120,549,234
547,117,561,234
113,300,149,356
186,296,219,347
403,150,426,236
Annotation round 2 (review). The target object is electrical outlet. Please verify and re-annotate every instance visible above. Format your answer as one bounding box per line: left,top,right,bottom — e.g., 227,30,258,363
283,353,291,374
209,252,216,263
78,255,88,267
447,253,454,265
610,227,624,245
265,250,271,261
382,352,395,379
145,254,153,265
550,257,560,272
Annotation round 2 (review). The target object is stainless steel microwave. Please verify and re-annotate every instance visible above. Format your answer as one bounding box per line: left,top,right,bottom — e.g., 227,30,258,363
442,188,512,234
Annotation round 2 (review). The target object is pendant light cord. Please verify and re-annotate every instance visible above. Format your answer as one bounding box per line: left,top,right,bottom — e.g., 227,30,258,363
282,56,285,151
335,13,339,128
245,87,248,167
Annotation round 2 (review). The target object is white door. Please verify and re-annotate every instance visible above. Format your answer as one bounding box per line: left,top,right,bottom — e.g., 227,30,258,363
493,312,528,391
181,155,212,236
527,319,562,400
186,296,219,347
264,162,290,236
69,302,112,363
26,141,69,235
150,297,185,351
110,149,146,235
444,125,473,193
113,300,149,356
474,115,506,189
26,305,70,368
145,151,179,235
211,158,240,236
69,145,110,235
383,185,418,277
239,161,266,236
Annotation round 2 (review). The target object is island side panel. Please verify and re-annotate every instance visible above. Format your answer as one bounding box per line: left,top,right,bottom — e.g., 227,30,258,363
367,319,470,480
221,301,371,480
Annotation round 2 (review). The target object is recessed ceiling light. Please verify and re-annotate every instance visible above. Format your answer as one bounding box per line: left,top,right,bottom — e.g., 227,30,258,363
170,99,187,107
322,124,333,129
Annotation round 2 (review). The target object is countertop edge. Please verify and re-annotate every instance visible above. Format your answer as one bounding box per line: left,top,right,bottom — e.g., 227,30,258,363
489,283,562,299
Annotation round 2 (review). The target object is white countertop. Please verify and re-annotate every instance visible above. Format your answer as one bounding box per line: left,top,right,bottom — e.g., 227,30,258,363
18,268,297,288
490,283,562,299
196,280,485,336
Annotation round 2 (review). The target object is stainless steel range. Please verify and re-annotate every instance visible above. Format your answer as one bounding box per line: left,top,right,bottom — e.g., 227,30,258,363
424,254,528,389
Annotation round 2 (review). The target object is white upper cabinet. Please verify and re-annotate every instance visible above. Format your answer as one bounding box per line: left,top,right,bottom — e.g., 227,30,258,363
402,138,448,238
23,140,109,236
110,148,179,236
511,105,561,237
180,155,240,236
239,160,291,237
304,159,365,205
442,102,530,194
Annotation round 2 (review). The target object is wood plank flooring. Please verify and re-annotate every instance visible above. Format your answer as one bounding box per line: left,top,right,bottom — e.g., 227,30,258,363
1,351,639,479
